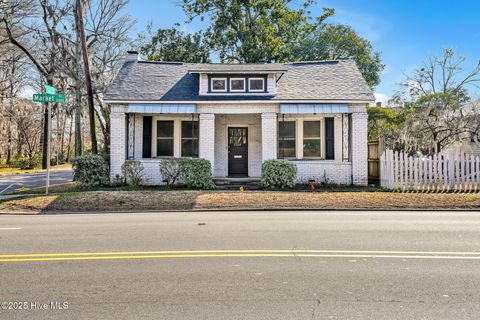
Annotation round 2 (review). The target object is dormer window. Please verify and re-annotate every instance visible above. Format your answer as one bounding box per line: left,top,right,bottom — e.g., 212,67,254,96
205,75,270,94
211,77,227,92
249,78,265,92
230,78,246,92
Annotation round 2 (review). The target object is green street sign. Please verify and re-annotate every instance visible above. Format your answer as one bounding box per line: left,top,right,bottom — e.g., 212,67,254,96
45,85,56,95
33,94,66,103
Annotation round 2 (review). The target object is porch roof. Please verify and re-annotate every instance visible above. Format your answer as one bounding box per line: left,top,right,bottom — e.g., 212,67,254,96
279,103,349,114
128,103,196,114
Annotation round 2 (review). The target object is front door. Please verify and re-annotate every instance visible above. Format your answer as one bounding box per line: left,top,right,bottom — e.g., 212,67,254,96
228,127,248,176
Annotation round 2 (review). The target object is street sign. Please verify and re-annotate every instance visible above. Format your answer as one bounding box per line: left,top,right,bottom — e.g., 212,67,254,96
33,94,66,103
31,90,66,196
45,85,56,95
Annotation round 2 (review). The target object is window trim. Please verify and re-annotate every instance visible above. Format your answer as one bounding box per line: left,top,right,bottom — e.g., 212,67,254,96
156,120,175,157
302,120,322,159
278,121,297,159
248,77,265,92
181,120,199,158
229,77,246,92
210,77,227,92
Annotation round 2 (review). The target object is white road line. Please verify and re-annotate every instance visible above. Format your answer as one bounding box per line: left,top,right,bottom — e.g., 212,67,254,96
0,228,21,230
0,184,14,194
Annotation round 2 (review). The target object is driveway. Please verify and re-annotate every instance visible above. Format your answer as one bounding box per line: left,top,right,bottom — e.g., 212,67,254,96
0,169,73,194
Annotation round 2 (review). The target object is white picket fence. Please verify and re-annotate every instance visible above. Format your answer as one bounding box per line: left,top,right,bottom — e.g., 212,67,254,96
380,149,480,192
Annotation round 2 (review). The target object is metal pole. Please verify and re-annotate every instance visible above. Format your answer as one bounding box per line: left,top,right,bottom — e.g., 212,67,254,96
46,102,51,195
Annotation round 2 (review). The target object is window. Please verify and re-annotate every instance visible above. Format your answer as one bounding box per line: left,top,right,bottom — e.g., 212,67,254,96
211,77,227,92
278,121,296,158
303,121,321,157
230,78,246,92
249,78,264,92
156,121,174,157
181,121,199,157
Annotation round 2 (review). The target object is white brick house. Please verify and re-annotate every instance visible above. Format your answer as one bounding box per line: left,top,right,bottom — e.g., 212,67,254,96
104,51,374,186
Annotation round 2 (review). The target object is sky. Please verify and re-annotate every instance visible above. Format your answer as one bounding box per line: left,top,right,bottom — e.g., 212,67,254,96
124,0,480,104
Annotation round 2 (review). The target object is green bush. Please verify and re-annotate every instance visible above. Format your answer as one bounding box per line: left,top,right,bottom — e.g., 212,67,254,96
261,159,297,190
182,158,215,190
159,158,186,187
72,154,109,186
121,160,144,186
13,154,40,170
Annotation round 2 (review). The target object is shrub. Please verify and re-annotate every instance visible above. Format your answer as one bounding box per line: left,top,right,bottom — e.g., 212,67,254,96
13,154,40,170
182,158,215,190
159,158,186,187
111,174,125,187
261,159,297,190
72,154,109,186
121,160,144,186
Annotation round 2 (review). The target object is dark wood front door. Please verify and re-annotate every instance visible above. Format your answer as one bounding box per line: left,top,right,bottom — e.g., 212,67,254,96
228,127,248,176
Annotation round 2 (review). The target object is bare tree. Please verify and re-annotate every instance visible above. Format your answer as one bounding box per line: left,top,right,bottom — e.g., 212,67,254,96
397,49,480,153
1,0,72,168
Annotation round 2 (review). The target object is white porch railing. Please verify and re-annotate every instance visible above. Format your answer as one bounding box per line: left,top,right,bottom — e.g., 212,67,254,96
380,149,480,192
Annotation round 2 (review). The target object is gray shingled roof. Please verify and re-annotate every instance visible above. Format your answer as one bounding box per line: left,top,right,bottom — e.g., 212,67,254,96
188,63,288,73
104,60,375,102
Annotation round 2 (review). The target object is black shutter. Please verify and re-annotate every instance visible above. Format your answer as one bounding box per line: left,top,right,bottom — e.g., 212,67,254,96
325,118,334,160
142,116,152,158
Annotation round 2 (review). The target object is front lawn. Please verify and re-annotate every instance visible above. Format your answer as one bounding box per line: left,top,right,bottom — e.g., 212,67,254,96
1,190,479,213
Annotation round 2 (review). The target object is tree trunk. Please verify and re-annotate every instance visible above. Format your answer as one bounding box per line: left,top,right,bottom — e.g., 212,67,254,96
75,0,97,154
66,115,73,162
74,26,83,157
6,116,12,164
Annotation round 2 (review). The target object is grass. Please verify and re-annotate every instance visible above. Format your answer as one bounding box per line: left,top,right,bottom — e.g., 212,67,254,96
0,163,72,176
1,189,479,213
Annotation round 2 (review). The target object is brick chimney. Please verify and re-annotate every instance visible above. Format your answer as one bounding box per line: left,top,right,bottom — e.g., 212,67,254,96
125,50,139,62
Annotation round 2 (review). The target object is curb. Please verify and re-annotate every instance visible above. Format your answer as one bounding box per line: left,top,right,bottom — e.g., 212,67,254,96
1,207,480,216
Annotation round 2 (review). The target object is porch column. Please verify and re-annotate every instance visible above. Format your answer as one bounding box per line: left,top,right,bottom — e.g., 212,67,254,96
199,113,215,170
261,112,277,161
351,112,368,186
110,105,127,182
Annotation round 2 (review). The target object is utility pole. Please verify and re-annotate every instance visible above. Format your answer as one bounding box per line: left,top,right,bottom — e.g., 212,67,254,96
75,0,98,154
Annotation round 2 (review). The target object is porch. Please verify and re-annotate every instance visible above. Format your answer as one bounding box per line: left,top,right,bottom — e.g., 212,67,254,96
109,103,368,186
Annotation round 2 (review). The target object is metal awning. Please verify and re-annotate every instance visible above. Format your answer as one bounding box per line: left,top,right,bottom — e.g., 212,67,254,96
280,103,349,114
128,103,196,114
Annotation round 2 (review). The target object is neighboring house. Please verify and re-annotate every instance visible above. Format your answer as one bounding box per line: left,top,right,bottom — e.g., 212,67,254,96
447,136,480,157
104,51,375,186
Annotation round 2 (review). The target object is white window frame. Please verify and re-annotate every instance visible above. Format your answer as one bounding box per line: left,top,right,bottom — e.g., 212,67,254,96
302,120,323,159
181,120,199,157
155,119,175,158
210,77,227,92
229,77,246,92
248,77,265,92
278,120,297,159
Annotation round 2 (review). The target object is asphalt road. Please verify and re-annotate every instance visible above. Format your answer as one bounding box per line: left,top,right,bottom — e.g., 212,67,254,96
1,210,480,319
0,169,73,194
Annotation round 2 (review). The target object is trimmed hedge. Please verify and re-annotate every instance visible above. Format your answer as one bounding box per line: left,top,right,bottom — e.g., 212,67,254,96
181,158,215,190
261,159,297,190
72,154,109,186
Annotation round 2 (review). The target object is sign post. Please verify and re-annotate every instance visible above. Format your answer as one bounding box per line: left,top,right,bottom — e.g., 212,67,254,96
33,86,66,195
